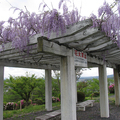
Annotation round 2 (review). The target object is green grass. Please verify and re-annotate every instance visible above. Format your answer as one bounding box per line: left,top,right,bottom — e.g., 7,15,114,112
109,97,115,105
108,93,114,96
3,102,61,119
85,93,115,104
85,96,100,102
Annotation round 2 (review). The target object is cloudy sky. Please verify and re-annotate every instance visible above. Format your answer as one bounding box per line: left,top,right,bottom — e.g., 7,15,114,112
0,0,114,78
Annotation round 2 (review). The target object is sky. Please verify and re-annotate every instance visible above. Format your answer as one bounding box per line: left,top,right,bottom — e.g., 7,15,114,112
0,0,115,79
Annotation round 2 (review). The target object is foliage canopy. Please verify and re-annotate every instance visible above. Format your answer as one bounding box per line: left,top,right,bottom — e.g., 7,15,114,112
4,73,38,105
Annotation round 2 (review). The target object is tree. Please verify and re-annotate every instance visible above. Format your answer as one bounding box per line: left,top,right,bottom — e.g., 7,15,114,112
31,78,45,102
107,78,114,87
53,70,60,92
86,78,99,96
77,81,88,91
75,68,91,81
5,73,39,105
52,78,60,97
75,68,83,81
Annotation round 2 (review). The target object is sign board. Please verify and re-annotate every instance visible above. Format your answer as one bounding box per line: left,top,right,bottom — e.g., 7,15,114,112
74,50,87,67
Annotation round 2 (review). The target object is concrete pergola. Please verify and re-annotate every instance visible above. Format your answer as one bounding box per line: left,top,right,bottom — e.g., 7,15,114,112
0,19,120,120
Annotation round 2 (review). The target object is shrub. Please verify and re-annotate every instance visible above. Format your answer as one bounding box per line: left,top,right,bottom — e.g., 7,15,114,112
109,84,114,93
25,100,31,106
93,92,99,97
35,98,43,105
16,100,26,109
16,101,20,109
52,97,60,103
56,98,60,102
77,81,88,91
77,91,85,102
58,94,61,100
4,102,16,110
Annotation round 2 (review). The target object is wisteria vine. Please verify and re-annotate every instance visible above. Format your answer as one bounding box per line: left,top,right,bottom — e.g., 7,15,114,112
0,0,120,52
91,0,120,48
0,0,81,51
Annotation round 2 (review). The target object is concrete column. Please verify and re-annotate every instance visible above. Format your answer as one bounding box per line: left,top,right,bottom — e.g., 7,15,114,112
75,69,77,103
45,69,52,111
98,64,109,118
114,68,120,105
60,55,76,120
75,79,77,103
0,66,4,120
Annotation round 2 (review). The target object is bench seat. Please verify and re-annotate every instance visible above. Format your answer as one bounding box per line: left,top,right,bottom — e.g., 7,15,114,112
35,100,95,119
76,100,95,111
35,110,61,120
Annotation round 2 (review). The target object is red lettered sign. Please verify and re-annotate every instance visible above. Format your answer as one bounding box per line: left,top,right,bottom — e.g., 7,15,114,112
74,50,87,67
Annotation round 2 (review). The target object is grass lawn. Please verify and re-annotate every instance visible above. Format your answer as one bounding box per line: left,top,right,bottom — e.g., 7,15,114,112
3,94,115,119
85,93,115,104
3,102,61,119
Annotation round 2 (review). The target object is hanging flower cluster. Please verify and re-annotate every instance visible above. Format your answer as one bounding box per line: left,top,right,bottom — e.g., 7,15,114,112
0,0,81,52
91,0,120,48
1,0,120,52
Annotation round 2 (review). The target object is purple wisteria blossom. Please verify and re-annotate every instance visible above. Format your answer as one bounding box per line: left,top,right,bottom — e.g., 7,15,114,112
92,0,120,48
0,0,120,52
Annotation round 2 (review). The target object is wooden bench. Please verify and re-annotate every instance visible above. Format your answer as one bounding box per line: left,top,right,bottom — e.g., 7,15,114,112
35,109,61,120
76,100,95,111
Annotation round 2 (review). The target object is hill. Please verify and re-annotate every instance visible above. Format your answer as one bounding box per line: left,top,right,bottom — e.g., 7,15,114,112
78,74,113,82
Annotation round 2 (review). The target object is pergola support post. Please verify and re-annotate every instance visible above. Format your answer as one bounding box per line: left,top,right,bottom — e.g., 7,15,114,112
45,69,52,111
0,66,4,120
60,55,76,120
114,68,120,105
98,64,109,118
75,69,77,103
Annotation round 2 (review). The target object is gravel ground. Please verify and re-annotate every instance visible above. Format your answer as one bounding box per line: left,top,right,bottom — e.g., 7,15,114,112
77,102,120,120
4,102,120,120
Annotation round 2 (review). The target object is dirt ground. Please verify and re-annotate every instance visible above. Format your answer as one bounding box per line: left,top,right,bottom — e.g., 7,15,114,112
77,102,120,120
4,102,120,120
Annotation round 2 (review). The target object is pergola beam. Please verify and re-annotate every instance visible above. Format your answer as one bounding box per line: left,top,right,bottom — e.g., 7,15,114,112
68,33,105,47
0,59,59,70
85,41,113,52
52,28,99,44
37,37,72,56
29,19,93,44
48,19,93,40
37,37,116,68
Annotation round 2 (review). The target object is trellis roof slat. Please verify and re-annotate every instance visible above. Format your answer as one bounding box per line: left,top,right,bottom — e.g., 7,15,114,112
52,28,99,44
85,41,113,52
68,33,105,47
0,19,119,69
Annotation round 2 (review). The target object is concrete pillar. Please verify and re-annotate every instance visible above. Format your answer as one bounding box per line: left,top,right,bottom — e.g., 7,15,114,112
114,68,120,105
0,66,4,120
45,69,52,111
60,55,76,120
75,69,77,103
75,78,77,103
98,64,109,118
